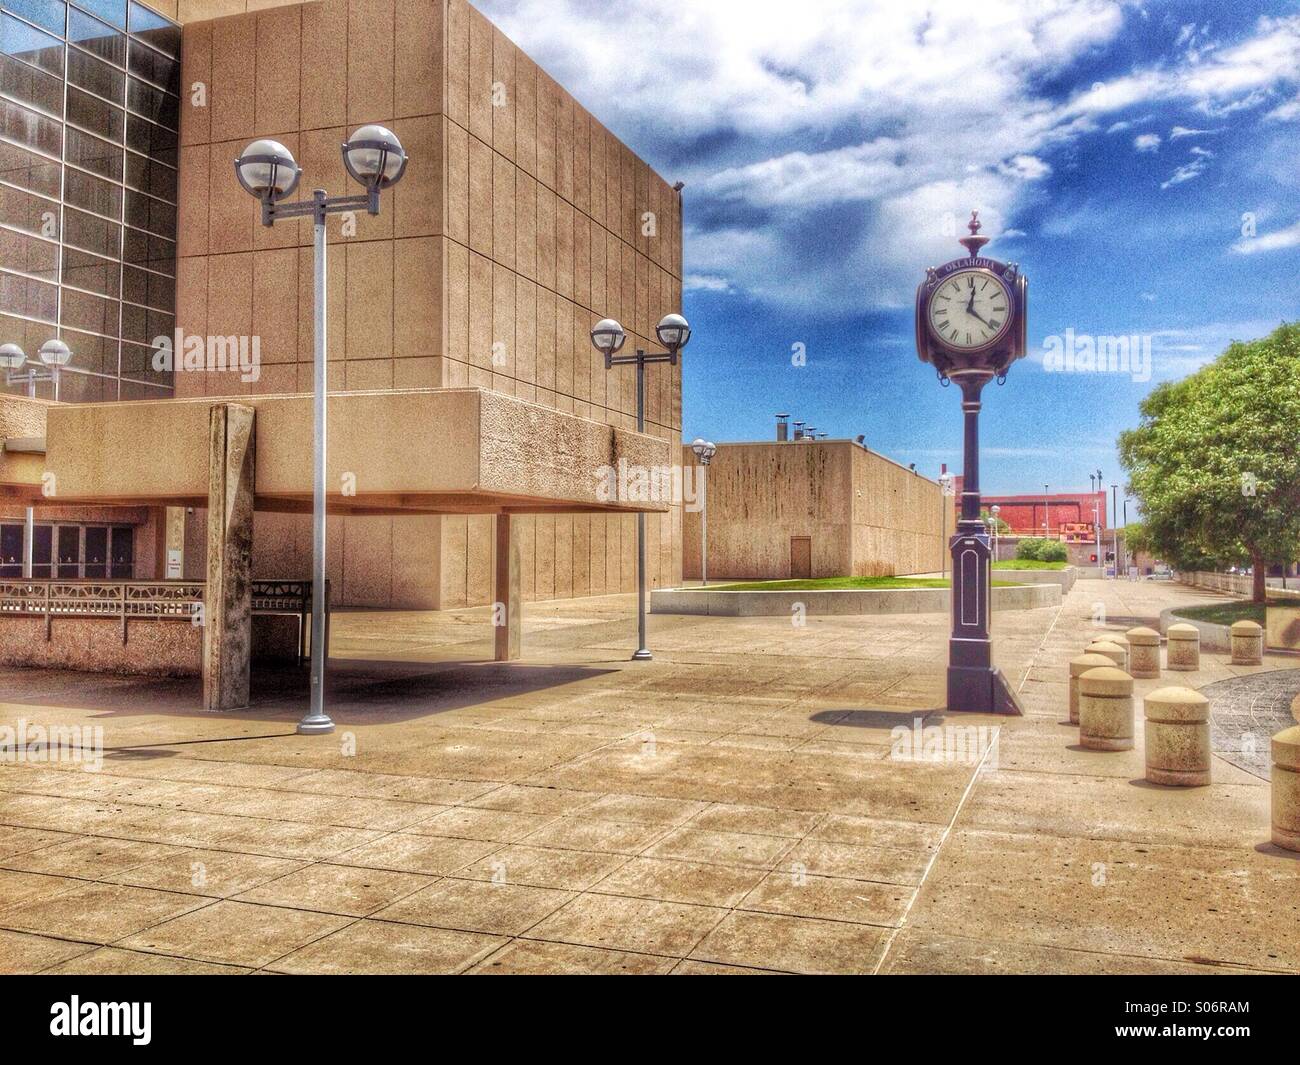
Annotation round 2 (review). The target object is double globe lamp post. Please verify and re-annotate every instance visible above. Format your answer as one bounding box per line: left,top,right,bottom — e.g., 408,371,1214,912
690,437,716,586
234,125,408,735
2,339,73,578
589,313,691,661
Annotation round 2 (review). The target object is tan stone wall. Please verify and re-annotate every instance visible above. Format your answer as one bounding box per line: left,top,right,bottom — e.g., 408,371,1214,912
174,0,684,608
847,445,946,577
682,442,944,581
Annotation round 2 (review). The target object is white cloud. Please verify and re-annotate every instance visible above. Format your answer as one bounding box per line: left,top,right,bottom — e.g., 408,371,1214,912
1169,125,1218,138
1134,132,1161,151
683,273,734,292
476,2,1300,313
1231,219,1300,254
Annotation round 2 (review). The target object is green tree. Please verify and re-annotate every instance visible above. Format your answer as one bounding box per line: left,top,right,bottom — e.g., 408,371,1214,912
1119,322,1300,602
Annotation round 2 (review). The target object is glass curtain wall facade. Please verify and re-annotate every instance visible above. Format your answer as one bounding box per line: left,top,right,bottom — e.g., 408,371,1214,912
0,0,180,401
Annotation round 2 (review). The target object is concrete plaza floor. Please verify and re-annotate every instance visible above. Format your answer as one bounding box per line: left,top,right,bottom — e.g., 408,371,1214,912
1,578,1297,974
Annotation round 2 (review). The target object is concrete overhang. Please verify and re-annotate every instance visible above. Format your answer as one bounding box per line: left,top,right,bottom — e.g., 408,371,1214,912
0,395,50,491
31,388,674,516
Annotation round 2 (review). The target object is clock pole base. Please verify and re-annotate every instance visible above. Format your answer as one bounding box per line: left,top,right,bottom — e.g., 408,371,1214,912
946,665,1024,716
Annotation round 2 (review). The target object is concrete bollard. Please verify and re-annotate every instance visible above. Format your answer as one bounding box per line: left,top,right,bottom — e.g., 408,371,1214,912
1127,626,1162,679
1085,640,1127,670
1108,633,1131,672
1069,653,1116,725
1078,667,1135,752
1230,620,1264,665
1166,623,1200,672
1144,687,1210,786
1272,726,1300,852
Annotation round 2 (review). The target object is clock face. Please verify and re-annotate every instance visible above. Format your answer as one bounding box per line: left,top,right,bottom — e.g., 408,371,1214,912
927,269,1013,351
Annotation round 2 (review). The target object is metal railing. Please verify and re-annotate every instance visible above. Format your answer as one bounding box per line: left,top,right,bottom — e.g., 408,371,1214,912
0,579,324,657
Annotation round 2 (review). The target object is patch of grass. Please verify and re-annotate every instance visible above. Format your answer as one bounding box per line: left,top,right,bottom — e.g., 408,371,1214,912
992,559,1069,570
707,576,1020,591
1175,601,1265,626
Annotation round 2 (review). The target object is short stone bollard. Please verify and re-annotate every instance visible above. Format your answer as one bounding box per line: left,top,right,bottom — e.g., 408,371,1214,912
1085,640,1127,670
1230,620,1264,665
1127,626,1162,679
1144,687,1210,786
1078,666,1134,752
1166,623,1200,671
1068,653,1115,725
1108,633,1131,671
1272,726,1300,852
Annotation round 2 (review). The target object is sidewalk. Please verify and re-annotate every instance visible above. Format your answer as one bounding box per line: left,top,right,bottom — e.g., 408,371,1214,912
0,579,1295,974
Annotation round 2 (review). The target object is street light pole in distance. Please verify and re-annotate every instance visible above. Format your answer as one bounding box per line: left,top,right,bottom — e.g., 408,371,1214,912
690,438,717,586
2,340,73,579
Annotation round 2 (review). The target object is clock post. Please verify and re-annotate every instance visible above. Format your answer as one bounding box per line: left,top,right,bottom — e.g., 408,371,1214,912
916,212,1028,716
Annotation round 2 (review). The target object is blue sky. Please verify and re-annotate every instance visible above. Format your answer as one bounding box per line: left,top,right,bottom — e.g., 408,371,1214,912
482,0,1300,496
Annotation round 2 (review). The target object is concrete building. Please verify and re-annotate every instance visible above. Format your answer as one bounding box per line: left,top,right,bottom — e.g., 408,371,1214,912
2,0,684,609
682,438,946,582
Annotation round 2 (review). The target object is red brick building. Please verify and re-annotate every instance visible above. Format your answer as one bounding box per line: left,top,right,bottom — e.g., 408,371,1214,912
951,479,1107,537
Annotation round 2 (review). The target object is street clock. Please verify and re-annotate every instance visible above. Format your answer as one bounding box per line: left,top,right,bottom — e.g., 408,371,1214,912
915,212,1028,380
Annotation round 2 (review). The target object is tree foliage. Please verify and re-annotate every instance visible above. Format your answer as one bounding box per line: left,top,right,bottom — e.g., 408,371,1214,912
1118,322,1300,601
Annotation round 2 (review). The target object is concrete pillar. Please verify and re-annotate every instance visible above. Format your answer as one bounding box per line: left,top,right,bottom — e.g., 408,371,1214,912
1068,653,1114,725
1144,686,1210,786
1273,726,1300,852
1127,626,1161,679
493,513,521,662
203,404,256,712
1166,623,1200,671
1078,666,1134,751
1230,620,1264,665
1085,640,1126,670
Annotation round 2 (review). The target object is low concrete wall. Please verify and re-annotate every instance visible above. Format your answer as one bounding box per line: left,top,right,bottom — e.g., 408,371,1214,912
993,567,1078,593
1158,606,1230,653
0,615,301,677
1179,571,1297,597
652,582,1060,617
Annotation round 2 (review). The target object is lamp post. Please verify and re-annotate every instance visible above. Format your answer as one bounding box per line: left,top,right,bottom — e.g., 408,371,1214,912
1094,468,1103,572
990,503,1001,562
690,438,716,586
235,126,408,735
1042,482,1050,538
1111,483,1119,578
1122,496,1130,575
589,313,691,661
938,471,954,579
3,340,72,578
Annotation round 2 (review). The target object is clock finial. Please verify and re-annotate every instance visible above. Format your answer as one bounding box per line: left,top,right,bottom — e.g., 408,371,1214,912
959,209,990,258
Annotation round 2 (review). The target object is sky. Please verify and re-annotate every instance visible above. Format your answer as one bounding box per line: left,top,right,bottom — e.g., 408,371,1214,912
478,0,1300,497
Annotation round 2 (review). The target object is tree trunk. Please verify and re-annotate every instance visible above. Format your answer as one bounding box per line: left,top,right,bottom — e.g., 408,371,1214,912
1251,553,1266,603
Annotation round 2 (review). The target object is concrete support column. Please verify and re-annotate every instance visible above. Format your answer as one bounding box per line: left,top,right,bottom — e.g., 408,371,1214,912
1078,667,1134,752
1166,623,1200,671
203,403,256,712
1231,620,1264,665
1127,626,1161,679
493,513,521,662
1144,686,1210,786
